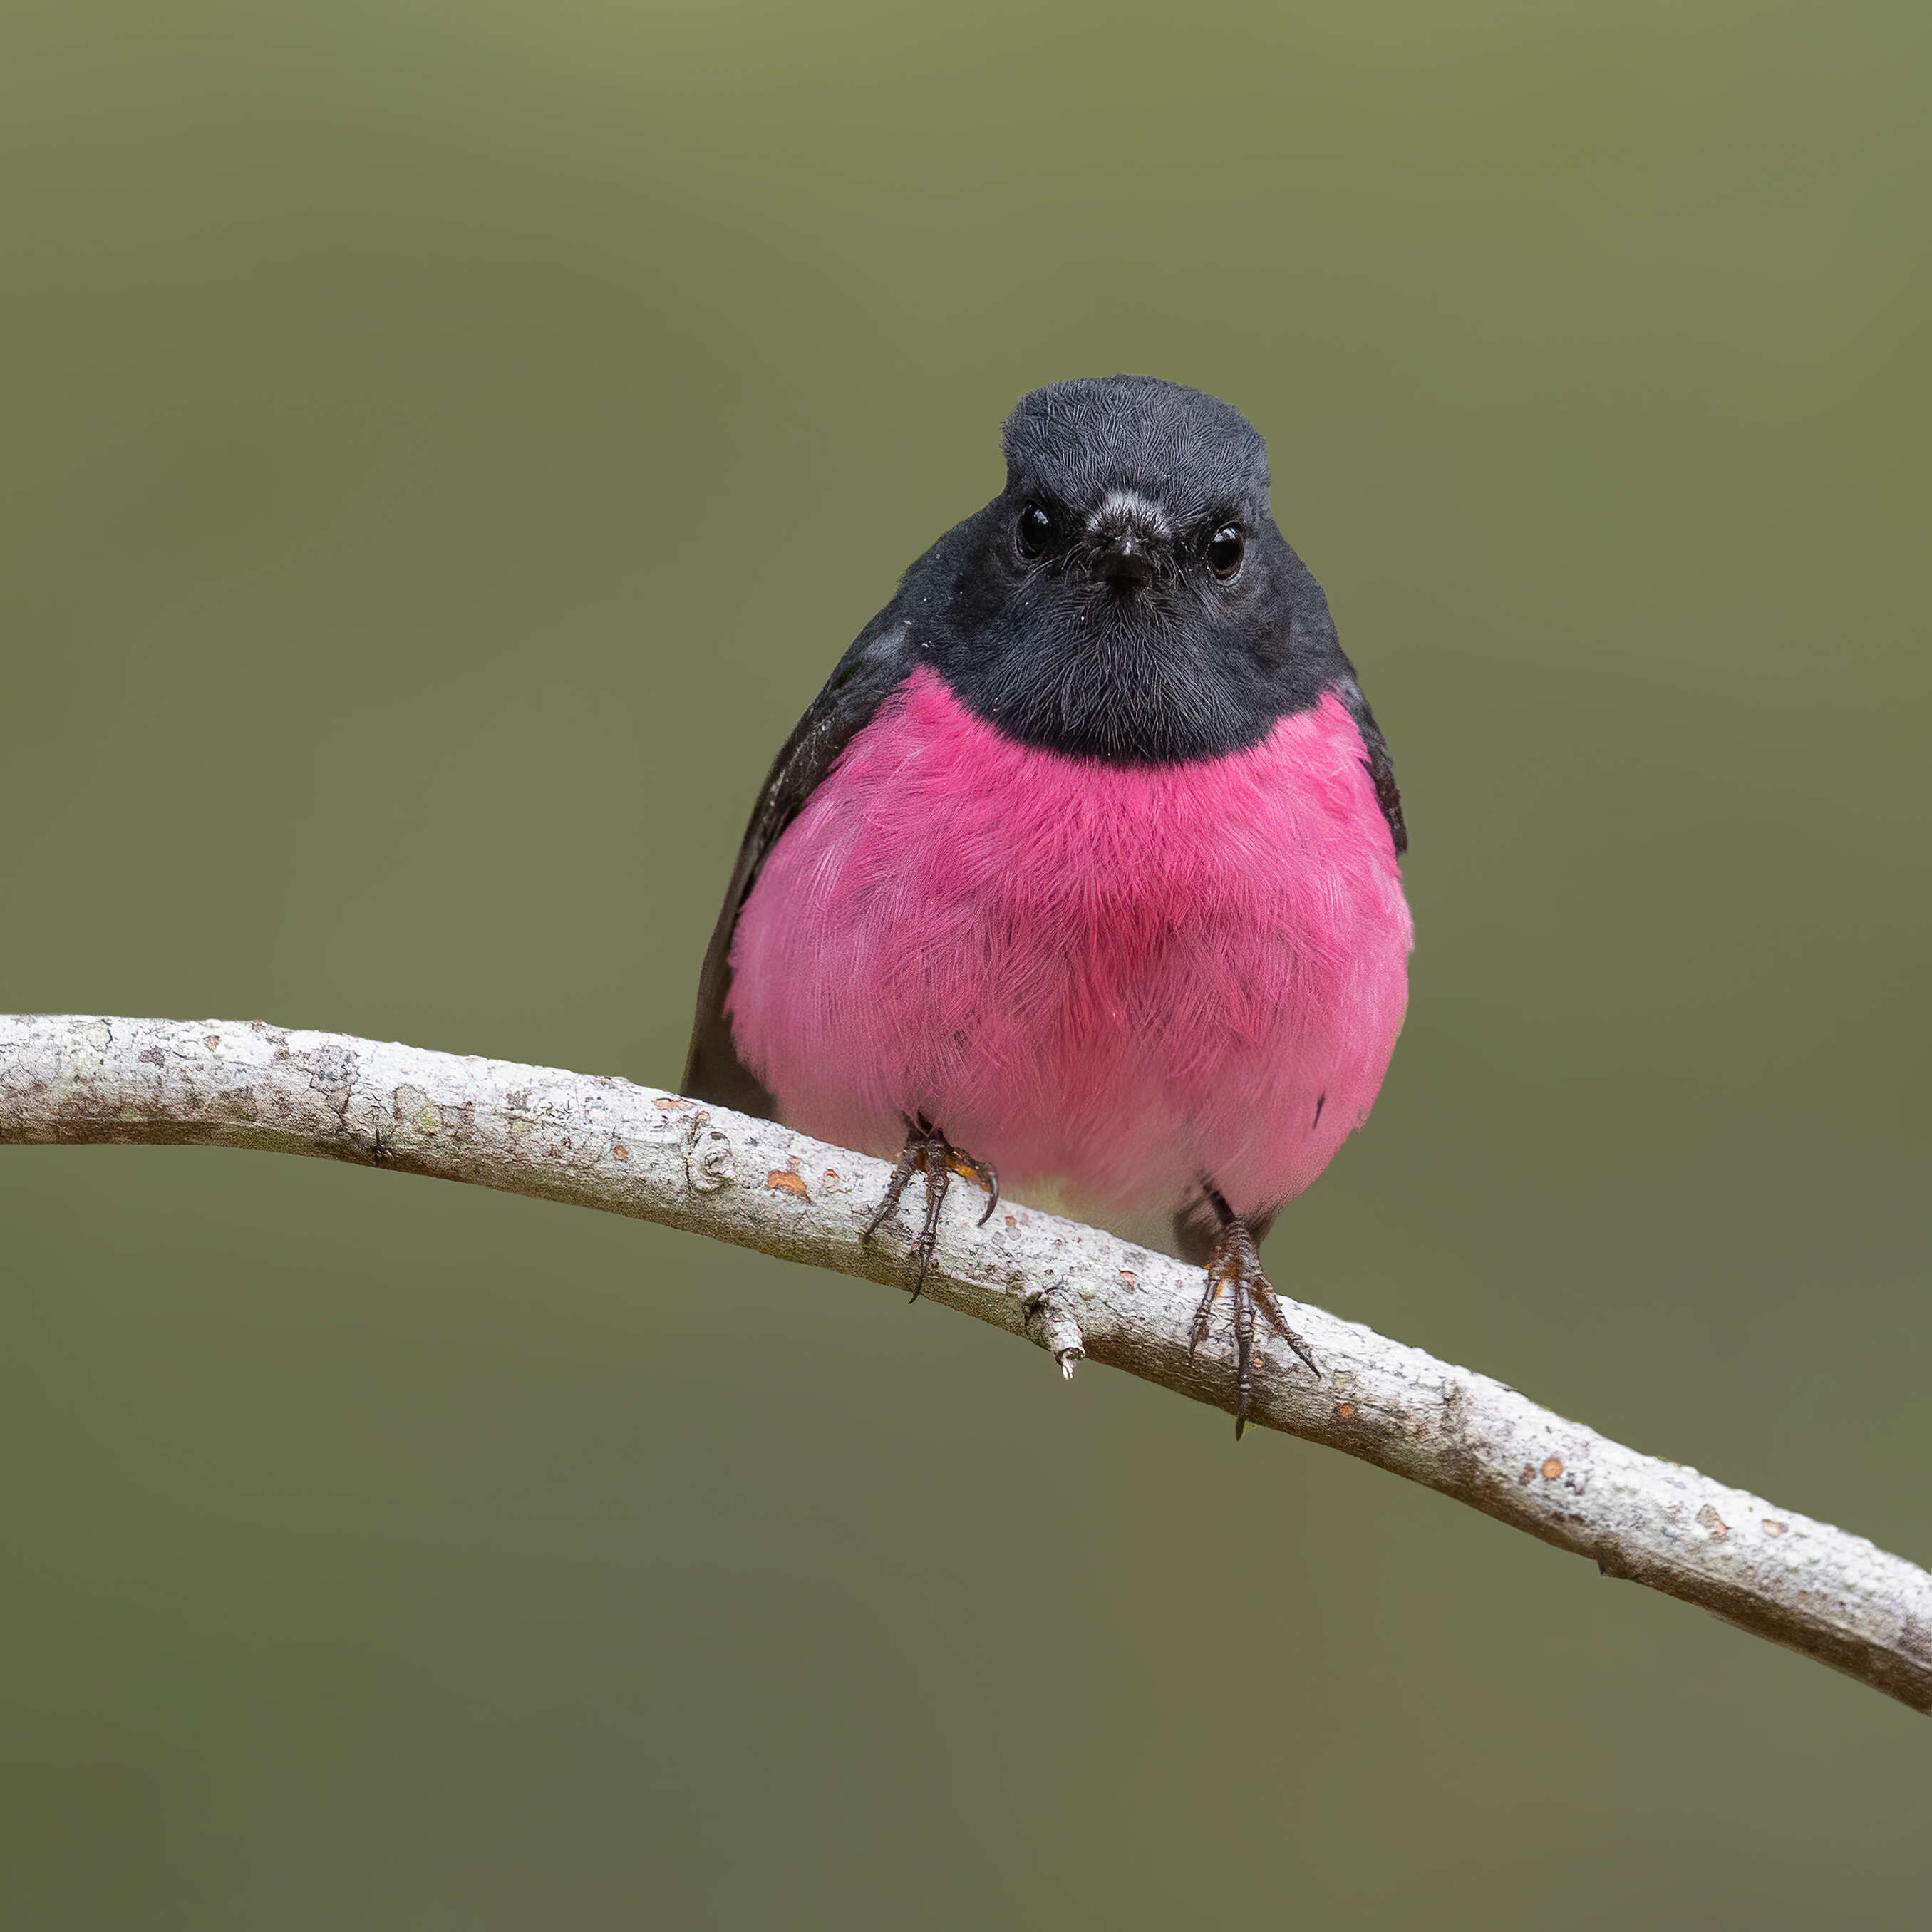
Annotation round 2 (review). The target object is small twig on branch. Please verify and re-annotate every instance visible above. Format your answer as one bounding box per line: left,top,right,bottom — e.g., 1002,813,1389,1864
4,1013,1928,1713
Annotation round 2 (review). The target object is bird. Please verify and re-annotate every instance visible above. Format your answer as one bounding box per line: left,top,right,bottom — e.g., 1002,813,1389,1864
683,375,1412,1436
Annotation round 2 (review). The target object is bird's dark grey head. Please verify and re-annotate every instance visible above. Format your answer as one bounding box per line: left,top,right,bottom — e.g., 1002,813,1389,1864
900,375,1353,764
1001,375,1271,592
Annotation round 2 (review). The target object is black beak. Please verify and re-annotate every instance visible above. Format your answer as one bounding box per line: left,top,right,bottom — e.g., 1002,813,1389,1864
1095,532,1158,589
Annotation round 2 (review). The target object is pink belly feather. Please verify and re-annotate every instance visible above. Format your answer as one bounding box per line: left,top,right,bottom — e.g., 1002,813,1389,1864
728,668,1411,1228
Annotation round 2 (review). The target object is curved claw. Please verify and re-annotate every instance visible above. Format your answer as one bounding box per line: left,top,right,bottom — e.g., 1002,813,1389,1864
866,1120,996,1297
974,1159,999,1226
946,1150,999,1226
1189,1204,1319,1437
1249,1274,1321,1379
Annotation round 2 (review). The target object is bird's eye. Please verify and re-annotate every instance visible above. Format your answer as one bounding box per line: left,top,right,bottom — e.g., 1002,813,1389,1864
1206,524,1246,579
1016,502,1054,559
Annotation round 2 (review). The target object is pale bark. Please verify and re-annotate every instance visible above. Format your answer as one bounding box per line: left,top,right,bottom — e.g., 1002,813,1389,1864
4,1012,1928,1713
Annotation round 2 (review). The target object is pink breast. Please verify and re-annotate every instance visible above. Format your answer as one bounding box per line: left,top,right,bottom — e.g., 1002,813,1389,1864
728,668,1412,1224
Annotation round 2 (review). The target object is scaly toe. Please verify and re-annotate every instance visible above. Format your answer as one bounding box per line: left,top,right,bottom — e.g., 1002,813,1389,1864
907,1232,938,1302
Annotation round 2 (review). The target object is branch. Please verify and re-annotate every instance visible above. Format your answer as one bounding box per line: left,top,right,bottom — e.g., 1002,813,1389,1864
5,1013,1928,1713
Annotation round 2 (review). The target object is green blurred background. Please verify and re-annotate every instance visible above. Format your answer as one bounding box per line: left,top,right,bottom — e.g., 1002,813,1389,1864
3,1,1928,1924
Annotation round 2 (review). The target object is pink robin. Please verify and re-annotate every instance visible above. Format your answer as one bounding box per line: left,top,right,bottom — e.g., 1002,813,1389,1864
683,376,1412,1436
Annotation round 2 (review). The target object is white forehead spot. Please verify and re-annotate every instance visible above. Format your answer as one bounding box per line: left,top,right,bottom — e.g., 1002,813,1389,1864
1090,488,1172,535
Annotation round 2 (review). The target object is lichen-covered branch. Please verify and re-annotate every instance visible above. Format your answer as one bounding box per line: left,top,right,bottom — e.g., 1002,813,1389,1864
4,1012,1928,1713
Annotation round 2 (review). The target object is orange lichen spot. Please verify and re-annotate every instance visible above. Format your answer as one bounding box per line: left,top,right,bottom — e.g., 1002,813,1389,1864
1004,1214,1017,1228
1697,1504,1730,1541
1541,1457,1564,1481
611,1143,629,1162
822,1169,838,1184
1763,1520,1787,1537
1336,1402,1358,1422
654,1096,683,1110
1118,1269,1137,1288
765,1169,810,1198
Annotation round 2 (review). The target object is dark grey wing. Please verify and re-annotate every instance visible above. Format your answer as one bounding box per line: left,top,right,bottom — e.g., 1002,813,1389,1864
1334,676,1407,857
681,615,920,1115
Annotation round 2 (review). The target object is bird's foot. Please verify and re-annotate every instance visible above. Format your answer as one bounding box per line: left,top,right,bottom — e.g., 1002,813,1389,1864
860,1116,998,1300
1187,1214,1318,1439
